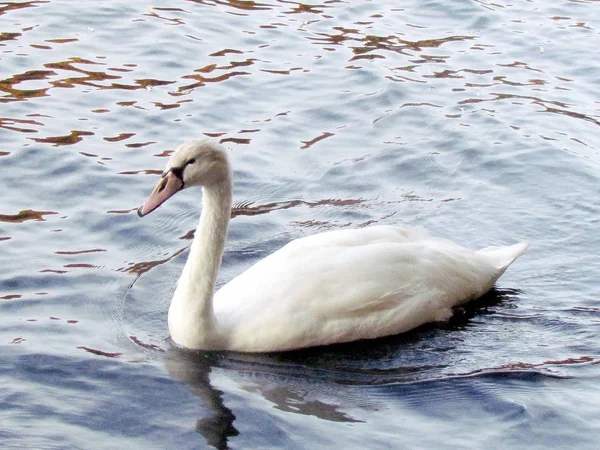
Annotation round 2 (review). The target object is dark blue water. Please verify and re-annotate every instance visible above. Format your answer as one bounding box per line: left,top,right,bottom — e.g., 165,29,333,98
2,1,600,448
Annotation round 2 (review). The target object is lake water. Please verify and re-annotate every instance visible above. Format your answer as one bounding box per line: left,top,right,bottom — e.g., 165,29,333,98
1,0,600,448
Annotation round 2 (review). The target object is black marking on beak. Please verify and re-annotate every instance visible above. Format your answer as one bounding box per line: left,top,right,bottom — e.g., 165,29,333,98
163,158,195,190
162,165,186,190
157,177,168,193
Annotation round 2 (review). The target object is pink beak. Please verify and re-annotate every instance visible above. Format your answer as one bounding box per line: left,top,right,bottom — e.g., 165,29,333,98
138,171,184,217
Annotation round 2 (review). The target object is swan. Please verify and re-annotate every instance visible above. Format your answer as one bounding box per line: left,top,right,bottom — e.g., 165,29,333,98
138,139,528,352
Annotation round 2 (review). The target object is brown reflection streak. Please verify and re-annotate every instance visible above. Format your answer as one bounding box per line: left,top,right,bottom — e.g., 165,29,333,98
130,335,165,352
282,2,326,14
102,79,175,91
125,141,156,148
425,69,463,79
0,237,11,241
0,69,56,102
45,38,78,44
501,356,595,370
44,58,121,90
0,117,44,133
2,294,22,300
402,102,441,109
0,209,58,223
232,198,362,218
497,61,543,73
261,68,302,75
414,34,473,47
116,101,146,110
77,346,122,358
542,106,600,126
195,64,217,73
107,209,137,214
310,31,474,61
301,131,334,149
292,220,337,229
210,48,244,57
351,54,385,62
155,7,188,12
104,133,135,142
493,76,546,87
458,93,600,126
30,130,94,146
146,7,185,25
179,71,250,92
409,54,448,64
178,198,363,240
121,248,186,275
37,58,176,92
189,0,273,11
0,1,46,17
0,32,21,41
227,59,258,70
108,67,134,73
153,102,180,110
55,248,106,255
118,169,162,175
462,355,597,377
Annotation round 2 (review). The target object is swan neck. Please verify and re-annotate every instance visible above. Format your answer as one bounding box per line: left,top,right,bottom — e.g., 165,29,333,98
189,180,232,308
169,172,232,347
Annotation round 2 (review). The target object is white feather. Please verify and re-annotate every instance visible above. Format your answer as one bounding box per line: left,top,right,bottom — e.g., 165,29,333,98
141,139,528,352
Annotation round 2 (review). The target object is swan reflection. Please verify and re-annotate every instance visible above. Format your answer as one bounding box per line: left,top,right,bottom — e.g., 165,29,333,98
162,288,516,448
164,352,239,449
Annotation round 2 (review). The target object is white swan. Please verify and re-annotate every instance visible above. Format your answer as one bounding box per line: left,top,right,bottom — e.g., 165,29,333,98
138,139,528,352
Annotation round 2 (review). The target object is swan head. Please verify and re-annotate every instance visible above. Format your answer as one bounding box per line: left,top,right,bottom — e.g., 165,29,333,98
138,139,230,217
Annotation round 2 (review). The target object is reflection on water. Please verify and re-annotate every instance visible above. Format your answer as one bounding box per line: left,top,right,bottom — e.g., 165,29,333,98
2,0,600,448
161,287,598,449
0,209,57,223
3,0,595,153
166,352,239,450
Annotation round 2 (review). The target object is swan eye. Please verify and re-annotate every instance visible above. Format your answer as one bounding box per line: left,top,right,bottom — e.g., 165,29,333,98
188,158,196,165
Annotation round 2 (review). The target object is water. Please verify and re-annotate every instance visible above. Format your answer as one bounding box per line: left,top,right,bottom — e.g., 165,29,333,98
1,0,599,448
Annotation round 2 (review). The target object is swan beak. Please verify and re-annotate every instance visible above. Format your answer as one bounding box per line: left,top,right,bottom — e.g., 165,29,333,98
138,171,184,217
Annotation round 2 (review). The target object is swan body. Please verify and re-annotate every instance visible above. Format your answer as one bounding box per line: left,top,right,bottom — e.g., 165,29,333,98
138,139,528,352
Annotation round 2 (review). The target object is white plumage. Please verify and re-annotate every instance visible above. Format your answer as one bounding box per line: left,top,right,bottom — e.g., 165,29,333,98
138,139,527,352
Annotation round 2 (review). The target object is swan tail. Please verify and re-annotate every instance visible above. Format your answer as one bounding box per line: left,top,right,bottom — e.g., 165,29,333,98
476,241,529,272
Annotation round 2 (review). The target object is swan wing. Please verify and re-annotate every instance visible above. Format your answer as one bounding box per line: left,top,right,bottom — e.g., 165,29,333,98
213,226,525,351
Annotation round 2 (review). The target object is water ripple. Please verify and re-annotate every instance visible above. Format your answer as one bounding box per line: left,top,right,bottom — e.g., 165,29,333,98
2,0,600,448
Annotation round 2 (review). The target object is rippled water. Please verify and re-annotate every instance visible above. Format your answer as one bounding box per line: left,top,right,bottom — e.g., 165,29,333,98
2,0,600,448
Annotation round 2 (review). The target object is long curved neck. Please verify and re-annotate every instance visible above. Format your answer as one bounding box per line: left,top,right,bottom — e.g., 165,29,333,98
168,171,232,348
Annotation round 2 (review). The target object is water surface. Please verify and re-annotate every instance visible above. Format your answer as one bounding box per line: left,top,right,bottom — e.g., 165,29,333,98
1,1,600,448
